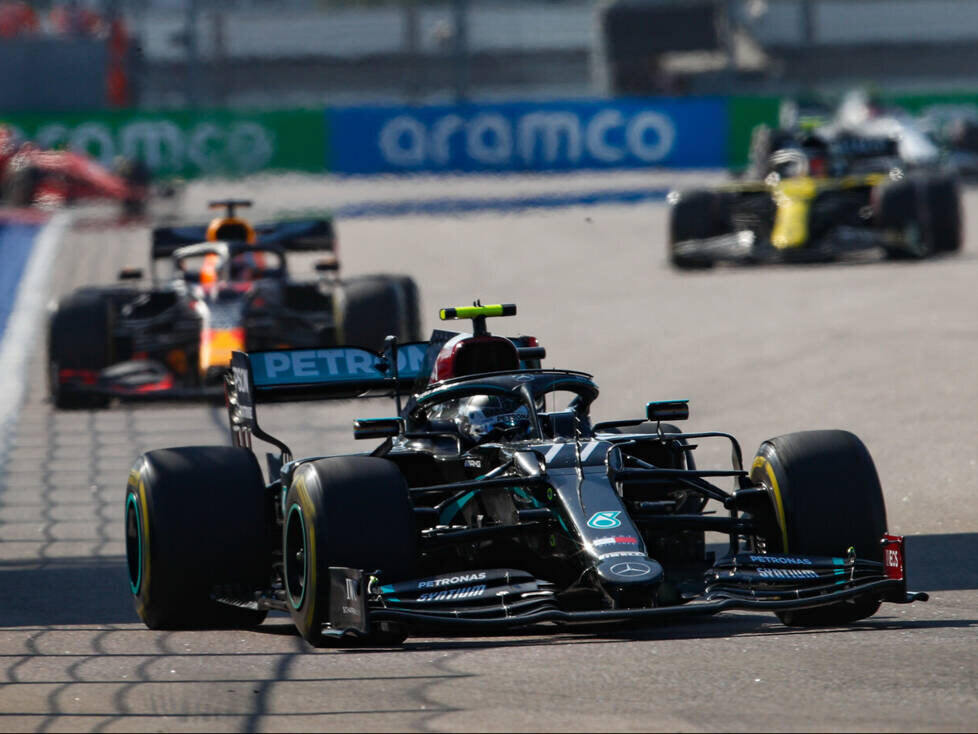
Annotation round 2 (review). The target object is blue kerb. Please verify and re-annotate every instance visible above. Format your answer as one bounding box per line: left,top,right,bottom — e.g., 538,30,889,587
0,222,41,343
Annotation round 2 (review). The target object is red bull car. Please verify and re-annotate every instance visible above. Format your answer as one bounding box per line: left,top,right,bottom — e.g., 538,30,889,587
123,303,926,645
48,200,421,408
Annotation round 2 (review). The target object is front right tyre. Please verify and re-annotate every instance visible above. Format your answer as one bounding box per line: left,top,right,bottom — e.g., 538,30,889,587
125,446,271,629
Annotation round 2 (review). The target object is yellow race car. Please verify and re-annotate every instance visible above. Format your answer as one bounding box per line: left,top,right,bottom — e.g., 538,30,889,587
669,145,961,268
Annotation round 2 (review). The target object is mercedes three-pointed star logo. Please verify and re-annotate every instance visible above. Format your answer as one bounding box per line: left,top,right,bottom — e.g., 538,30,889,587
609,561,652,577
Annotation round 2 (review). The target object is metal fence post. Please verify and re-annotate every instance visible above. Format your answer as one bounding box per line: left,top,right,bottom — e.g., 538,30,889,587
453,0,470,103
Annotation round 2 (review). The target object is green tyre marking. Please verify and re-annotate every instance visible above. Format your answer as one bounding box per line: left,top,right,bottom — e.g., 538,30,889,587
125,493,143,596
284,503,308,610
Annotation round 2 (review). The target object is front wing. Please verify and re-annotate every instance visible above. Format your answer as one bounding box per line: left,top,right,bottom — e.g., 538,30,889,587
672,225,916,265
307,535,927,637
56,360,224,402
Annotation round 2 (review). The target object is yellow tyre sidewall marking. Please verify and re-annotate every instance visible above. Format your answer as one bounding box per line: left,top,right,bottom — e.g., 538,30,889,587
126,466,153,620
292,473,318,630
751,455,789,552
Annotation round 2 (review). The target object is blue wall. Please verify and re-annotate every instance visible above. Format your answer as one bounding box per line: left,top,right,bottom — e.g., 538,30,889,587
0,221,41,344
330,98,727,175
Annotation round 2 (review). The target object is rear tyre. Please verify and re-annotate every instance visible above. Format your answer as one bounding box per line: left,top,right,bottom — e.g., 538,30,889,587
601,422,690,470
125,446,271,629
115,157,150,217
341,275,420,350
283,456,417,646
48,292,115,409
668,190,730,269
749,430,888,627
389,274,422,342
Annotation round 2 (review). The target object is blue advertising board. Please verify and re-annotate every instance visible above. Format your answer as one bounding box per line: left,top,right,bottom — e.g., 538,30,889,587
330,98,727,174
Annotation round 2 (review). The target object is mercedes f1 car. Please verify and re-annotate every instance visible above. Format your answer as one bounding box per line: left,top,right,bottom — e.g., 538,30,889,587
671,111,962,268
49,200,421,408
124,303,926,645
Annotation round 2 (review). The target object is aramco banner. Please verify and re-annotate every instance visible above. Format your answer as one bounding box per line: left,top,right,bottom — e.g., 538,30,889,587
329,98,727,174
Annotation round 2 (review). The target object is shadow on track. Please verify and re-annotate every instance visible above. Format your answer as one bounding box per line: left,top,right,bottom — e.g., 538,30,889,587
0,556,137,626
905,532,978,591
5,534,970,632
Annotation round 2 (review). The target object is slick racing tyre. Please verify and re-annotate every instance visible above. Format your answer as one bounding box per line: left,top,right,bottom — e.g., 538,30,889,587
388,274,422,342
749,430,888,627
341,274,421,350
125,446,271,629
603,423,704,512
601,422,690,469
876,174,961,258
921,174,962,254
114,156,150,217
283,456,417,646
668,190,730,269
48,292,115,409
2,164,40,207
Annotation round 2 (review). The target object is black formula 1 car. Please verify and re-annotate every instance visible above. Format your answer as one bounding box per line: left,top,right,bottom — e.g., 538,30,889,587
671,126,962,268
48,200,421,408
124,303,926,645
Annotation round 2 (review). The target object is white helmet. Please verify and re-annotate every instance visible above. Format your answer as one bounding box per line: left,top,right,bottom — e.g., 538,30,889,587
456,394,531,444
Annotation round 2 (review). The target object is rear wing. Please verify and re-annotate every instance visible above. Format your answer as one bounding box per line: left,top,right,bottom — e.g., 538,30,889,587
226,343,429,458
225,333,544,460
151,218,335,260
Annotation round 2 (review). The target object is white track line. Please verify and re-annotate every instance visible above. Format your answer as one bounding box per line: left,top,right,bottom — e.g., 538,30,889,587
0,211,70,456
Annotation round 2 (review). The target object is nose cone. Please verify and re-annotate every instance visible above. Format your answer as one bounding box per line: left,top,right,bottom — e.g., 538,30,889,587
595,556,664,586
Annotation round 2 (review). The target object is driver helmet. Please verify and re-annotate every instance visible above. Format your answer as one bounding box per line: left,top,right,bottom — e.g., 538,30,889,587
456,394,531,444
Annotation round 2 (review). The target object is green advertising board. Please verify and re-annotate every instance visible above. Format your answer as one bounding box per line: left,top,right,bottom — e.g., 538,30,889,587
888,91,978,115
0,108,327,178
727,92,978,169
728,96,780,169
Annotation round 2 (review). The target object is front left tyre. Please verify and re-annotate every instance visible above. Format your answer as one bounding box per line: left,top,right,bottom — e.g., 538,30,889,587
125,446,271,629
668,190,731,269
749,429,888,627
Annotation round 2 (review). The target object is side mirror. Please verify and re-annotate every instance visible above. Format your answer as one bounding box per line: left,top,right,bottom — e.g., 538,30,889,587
353,417,402,440
646,399,689,423
118,267,143,281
